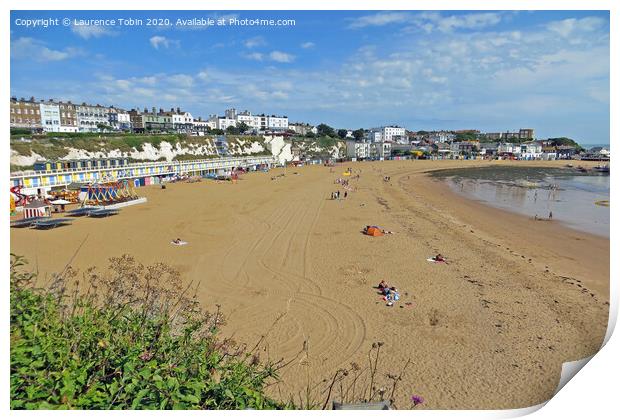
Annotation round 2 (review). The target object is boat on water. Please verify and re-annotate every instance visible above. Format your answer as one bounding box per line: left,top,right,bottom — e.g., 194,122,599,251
594,164,610,173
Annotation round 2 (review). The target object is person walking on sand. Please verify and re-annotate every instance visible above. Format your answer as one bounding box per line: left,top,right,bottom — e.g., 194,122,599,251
344,191,348,199
549,211,553,220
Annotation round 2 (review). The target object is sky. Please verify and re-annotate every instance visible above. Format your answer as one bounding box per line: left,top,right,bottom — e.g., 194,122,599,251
10,10,610,144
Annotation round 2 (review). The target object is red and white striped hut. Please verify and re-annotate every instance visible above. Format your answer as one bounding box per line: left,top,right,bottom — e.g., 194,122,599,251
24,200,51,219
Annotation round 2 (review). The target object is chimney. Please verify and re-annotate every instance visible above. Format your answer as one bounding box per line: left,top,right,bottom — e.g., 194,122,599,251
152,107,156,114
177,107,181,113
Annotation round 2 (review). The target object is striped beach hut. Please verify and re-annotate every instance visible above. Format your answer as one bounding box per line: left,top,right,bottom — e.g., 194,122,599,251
24,200,51,219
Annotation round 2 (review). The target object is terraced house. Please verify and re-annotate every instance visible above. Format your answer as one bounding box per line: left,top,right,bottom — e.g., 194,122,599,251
10,97,42,132
143,107,173,132
76,102,110,132
58,101,78,133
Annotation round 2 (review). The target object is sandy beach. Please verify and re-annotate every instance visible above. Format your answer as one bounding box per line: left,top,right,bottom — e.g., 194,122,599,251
10,159,609,409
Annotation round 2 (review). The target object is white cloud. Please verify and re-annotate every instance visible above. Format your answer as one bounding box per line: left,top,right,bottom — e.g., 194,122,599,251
301,42,315,49
71,25,116,40
269,51,295,63
149,36,179,49
547,17,606,38
169,74,194,88
348,12,410,29
11,37,81,62
245,51,294,63
197,70,209,81
244,36,266,48
244,52,264,61
409,12,503,33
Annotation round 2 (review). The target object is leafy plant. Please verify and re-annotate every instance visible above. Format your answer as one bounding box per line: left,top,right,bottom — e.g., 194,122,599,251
10,254,289,410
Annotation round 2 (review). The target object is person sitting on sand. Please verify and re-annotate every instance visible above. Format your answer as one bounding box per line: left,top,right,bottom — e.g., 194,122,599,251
433,254,446,262
378,280,388,290
172,238,183,245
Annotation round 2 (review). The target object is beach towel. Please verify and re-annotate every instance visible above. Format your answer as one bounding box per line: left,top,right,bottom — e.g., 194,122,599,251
171,241,188,246
427,258,445,263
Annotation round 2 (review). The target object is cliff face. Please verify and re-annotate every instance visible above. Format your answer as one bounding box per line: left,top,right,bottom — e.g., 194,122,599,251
11,135,346,169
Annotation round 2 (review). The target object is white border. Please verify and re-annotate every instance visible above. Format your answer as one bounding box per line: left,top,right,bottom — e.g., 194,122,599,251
2,1,617,419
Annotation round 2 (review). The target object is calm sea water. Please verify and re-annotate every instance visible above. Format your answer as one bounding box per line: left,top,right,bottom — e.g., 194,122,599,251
432,166,610,238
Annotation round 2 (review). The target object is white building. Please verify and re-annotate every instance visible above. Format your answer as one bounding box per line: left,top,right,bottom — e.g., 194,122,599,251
267,115,289,131
345,140,371,160
366,130,383,143
76,103,109,132
237,111,262,130
169,108,194,133
39,102,61,133
429,131,455,143
217,116,237,131
192,119,210,135
108,107,132,131
367,126,407,143
517,142,542,159
369,142,392,159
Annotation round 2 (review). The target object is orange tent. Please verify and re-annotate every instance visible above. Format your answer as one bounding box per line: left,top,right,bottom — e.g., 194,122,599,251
365,226,384,237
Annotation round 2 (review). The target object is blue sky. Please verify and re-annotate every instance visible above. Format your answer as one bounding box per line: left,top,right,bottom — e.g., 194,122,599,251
10,10,610,144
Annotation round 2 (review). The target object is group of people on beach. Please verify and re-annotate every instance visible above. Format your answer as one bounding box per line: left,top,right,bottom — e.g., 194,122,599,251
377,280,400,306
331,190,348,200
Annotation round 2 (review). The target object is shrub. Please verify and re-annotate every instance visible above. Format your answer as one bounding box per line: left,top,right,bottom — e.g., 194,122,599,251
10,254,288,410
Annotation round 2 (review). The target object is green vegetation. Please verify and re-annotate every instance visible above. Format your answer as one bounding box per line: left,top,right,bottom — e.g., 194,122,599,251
315,124,336,138
455,132,478,141
10,254,289,410
546,137,584,151
10,254,422,409
352,129,365,141
11,128,33,136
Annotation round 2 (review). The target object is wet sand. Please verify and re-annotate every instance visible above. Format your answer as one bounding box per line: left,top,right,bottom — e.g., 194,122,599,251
10,159,609,409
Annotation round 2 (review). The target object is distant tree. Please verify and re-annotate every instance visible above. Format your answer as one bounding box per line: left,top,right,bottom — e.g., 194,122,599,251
456,132,478,141
547,137,584,152
97,123,113,132
417,130,429,136
236,122,250,133
316,123,336,138
226,125,240,135
353,129,365,141
211,128,225,135
305,132,316,138
337,129,348,139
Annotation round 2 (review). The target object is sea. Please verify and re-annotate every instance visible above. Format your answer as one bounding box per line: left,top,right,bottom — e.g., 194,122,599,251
432,166,610,238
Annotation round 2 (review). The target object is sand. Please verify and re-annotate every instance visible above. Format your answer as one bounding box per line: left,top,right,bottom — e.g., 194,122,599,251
10,159,609,409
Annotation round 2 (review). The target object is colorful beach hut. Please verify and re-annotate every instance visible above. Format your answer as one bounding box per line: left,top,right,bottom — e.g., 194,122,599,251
24,200,51,219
